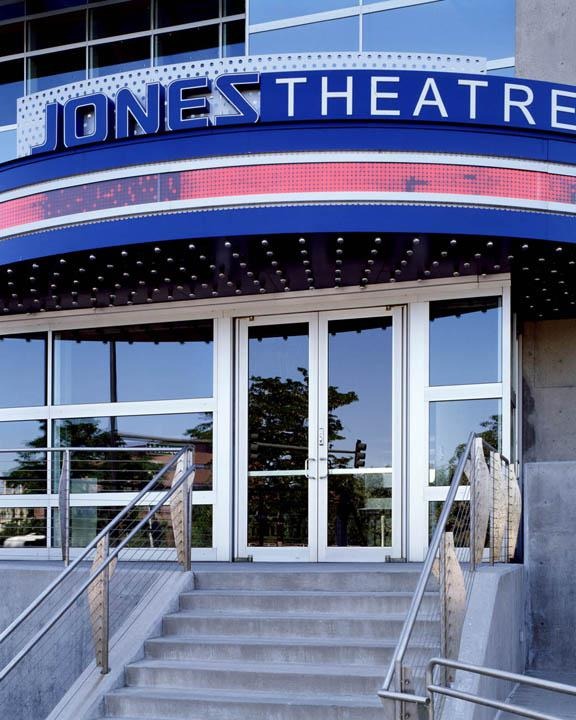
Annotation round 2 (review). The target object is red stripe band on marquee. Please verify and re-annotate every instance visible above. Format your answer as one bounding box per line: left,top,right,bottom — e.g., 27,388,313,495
2,162,576,234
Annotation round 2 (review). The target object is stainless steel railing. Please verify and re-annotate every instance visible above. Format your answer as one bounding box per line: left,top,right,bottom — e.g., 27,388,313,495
379,432,522,718
0,446,200,720
427,658,576,720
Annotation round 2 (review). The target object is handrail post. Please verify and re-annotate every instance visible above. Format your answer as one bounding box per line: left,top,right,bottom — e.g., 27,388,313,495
182,477,192,573
469,437,477,573
58,449,71,566
101,533,111,675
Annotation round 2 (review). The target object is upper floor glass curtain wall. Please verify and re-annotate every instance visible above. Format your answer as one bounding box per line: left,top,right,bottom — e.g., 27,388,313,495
249,0,515,69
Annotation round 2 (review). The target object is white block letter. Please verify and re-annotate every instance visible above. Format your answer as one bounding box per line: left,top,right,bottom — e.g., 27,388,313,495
551,88,576,131
275,77,308,118
371,76,400,116
321,75,354,116
458,79,489,120
413,78,448,118
504,83,536,125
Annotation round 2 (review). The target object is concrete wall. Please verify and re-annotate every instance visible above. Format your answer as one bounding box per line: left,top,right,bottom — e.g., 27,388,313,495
524,462,576,670
443,566,526,720
0,561,63,633
522,320,576,463
0,561,190,720
517,0,576,83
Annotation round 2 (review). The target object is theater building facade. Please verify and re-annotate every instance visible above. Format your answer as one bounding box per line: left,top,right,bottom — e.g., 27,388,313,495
0,0,573,564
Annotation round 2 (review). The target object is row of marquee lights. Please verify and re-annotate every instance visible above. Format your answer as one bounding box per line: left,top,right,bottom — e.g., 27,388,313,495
0,235,572,319
29,69,576,154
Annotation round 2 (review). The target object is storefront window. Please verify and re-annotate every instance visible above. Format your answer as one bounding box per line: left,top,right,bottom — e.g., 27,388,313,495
53,321,213,405
429,399,501,486
0,420,48,495
0,333,46,408
429,297,502,386
0,507,47,548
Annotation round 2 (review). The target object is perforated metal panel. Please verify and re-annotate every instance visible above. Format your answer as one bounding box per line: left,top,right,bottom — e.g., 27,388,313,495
17,52,485,157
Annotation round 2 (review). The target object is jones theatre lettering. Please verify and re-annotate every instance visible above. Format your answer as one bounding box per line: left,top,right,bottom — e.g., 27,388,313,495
31,69,576,154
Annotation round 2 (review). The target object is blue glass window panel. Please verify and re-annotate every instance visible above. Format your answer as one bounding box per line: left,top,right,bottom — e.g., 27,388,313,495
28,49,85,93
224,0,245,16
429,399,501,486
0,3,24,21
250,16,359,53
0,334,46,408
0,21,24,56
156,26,219,66
90,0,150,39
53,335,111,405
156,0,219,28
0,420,47,495
53,322,213,405
429,297,501,386
0,130,17,164
223,19,245,57
115,327,213,402
250,0,357,24
27,0,85,13
363,0,515,59
29,10,85,50
0,60,23,125
90,38,150,78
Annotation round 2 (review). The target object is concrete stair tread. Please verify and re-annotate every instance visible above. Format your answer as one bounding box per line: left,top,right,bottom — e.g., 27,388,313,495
128,657,388,677
181,589,435,597
106,686,383,707
165,610,422,621
146,634,438,649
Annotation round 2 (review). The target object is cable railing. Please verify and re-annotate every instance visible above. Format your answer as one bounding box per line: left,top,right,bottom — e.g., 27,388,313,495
0,443,212,554
0,446,199,720
378,432,522,719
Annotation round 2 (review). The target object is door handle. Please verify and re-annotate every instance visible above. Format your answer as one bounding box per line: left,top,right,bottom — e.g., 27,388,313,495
305,457,316,479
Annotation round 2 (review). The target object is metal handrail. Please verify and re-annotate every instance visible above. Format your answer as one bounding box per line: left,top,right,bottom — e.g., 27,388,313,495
380,431,476,692
0,446,187,650
0,461,196,683
426,658,576,720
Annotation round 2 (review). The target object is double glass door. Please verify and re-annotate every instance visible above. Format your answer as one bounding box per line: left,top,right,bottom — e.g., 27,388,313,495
236,308,402,561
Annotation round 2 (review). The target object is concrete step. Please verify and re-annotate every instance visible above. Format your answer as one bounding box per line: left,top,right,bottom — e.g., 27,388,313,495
162,610,436,639
144,634,439,666
105,687,385,720
179,589,438,615
192,569,427,593
125,659,386,696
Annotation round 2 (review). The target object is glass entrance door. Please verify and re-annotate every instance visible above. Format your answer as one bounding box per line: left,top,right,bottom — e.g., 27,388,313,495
236,308,402,562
